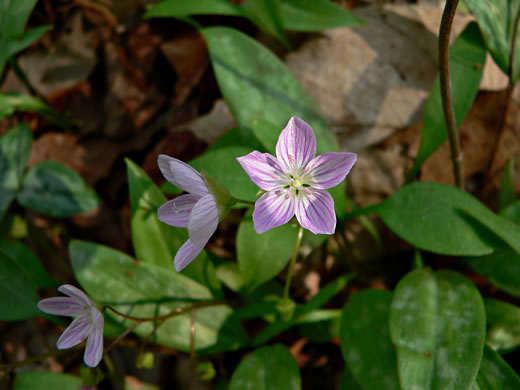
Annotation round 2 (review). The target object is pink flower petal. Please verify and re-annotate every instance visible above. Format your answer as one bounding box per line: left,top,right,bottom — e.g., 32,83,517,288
295,190,336,235
84,327,103,367
305,152,357,189
38,297,85,317
56,314,91,349
236,151,285,191
58,284,92,308
174,239,206,271
253,191,296,234
188,194,219,245
276,117,316,171
157,194,200,227
158,155,209,196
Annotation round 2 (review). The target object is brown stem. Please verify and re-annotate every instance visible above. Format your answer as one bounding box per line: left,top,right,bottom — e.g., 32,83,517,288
439,0,464,189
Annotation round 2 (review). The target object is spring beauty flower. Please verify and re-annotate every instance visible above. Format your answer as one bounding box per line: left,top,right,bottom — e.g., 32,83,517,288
158,155,233,271
237,117,357,234
38,285,104,367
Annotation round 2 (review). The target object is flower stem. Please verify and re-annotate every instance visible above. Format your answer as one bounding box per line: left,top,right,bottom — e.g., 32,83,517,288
282,225,304,302
439,0,464,190
230,197,256,206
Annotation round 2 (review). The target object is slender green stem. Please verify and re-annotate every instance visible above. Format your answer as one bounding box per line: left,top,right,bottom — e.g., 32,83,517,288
439,0,464,189
8,57,47,102
283,225,304,301
231,197,256,206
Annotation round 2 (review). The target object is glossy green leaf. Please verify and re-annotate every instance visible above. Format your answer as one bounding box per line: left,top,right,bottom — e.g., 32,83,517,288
375,182,520,256
407,22,486,180
485,299,520,352
340,368,364,390
242,0,289,46
17,160,99,217
190,145,258,202
126,158,183,269
280,0,362,31
0,0,51,76
0,93,72,128
499,158,516,211
237,218,297,292
466,248,520,297
229,344,301,390
462,0,520,81
0,238,59,288
14,371,81,390
500,200,520,224
340,289,400,390
69,240,247,353
476,345,520,389
0,123,32,217
145,0,241,19
389,269,486,390
0,252,39,321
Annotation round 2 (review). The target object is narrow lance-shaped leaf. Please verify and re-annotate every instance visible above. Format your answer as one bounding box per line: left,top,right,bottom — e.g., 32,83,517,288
499,158,516,211
389,269,486,390
407,22,486,181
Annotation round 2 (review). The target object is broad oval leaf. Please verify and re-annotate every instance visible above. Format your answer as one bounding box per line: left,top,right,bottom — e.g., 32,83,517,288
484,299,520,352
237,218,297,293
340,289,400,390
407,22,486,180
69,240,247,353
375,182,520,256
466,248,520,298
476,345,520,389
0,252,40,321
14,371,81,390
389,269,486,390
229,344,301,390
17,161,99,217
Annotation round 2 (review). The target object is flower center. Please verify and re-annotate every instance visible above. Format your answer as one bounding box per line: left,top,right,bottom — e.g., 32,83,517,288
285,174,310,197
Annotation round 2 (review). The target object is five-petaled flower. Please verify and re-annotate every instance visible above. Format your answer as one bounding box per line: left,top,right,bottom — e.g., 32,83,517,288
157,155,232,271
237,117,357,235
38,285,104,367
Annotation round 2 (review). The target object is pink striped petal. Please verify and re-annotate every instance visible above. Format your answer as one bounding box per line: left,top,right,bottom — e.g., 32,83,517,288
158,155,209,196
174,239,206,271
84,327,103,367
276,117,316,171
295,189,336,235
58,285,92,308
157,194,200,227
188,194,219,244
56,314,91,349
236,151,285,191
305,152,357,189
38,297,85,317
253,191,296,234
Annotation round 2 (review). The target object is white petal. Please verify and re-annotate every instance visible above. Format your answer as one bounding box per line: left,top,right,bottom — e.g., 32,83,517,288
158,155,209,195
252,191,296,234
276,117,317,171
157,194,200,227
84,327,103,367
38,297,85,317
306,152,357,189
188,194,219,244
58,285,92,308
294,190,336,235
56,314,91,349
236,151,285,191
174,239,206,272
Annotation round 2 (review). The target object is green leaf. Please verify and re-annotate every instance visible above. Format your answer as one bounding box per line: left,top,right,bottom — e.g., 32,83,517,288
0,252,39,321
500,200,520,224
69,240,247,353
190,145,259,202
375,182,520,256
0,123,32,217
485,298,520,352
0,238,59,288
228,344,301,390
407,22,486,180
279,0,363,31
237,218,297,293
241,0,289,46
466,248,520,298
340,368,364,390
144,0,242,19
14,371,81,390
340,289,400,390
17,160,99,217
0,93,73,128
499,158,516,211
462,0,520,81
389,269,486,390
476,345,520,389
126,158,183,269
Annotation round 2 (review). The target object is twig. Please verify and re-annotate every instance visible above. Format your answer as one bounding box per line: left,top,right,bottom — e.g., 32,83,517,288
439,0,464,189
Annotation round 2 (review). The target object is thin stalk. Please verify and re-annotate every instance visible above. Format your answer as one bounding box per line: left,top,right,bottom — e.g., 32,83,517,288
439,0,464,189
283,225,304,302
8,57,47,102
230,197,256,206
